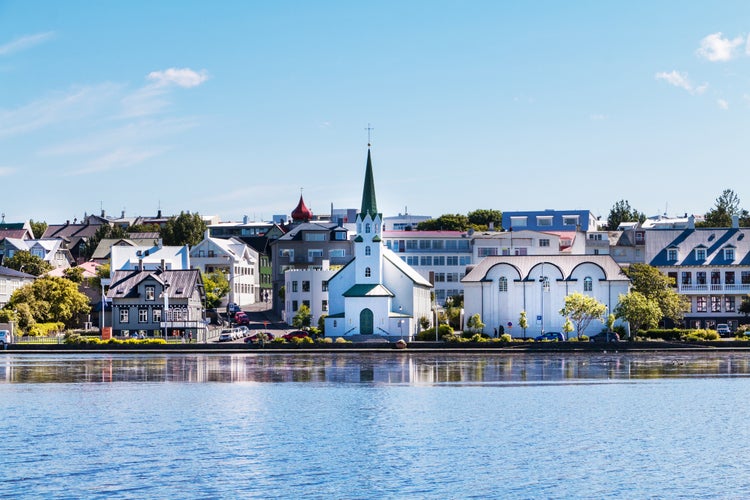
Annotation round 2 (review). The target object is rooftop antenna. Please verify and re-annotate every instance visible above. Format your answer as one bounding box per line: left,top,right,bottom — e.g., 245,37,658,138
365,123,374,147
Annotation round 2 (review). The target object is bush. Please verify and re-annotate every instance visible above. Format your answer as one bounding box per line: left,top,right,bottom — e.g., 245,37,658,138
683,329,719,341
317,337,333,344
335,337,350,344
26,322,65,337
415,324,454,341
291,336,314,345
499,333,512,342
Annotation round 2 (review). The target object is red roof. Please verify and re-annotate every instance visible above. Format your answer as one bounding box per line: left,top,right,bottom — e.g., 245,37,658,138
291,195,312,222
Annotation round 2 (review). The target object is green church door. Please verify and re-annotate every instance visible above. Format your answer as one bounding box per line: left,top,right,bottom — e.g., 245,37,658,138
360,309,374,335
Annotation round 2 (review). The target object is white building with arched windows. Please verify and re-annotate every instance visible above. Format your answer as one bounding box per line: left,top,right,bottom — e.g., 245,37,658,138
461,255,630,338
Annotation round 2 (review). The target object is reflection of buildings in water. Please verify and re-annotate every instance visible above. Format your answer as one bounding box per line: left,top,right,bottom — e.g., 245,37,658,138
4,353,750,384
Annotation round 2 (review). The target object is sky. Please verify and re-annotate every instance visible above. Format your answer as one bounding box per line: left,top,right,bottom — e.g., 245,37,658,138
2,1,750,224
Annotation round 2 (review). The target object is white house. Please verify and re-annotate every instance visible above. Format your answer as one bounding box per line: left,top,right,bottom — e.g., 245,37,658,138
324,148,433,339
284,262,336,326
0,265,35,307
110,243,190,277
2,238,74,270
190,233,258,306
462,255,630,338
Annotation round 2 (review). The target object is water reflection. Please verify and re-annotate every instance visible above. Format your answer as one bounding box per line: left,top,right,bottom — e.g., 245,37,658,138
3,352,750,384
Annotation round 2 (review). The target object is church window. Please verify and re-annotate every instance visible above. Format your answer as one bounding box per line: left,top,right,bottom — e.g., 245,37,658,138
365,246,371,256
365,223,371,233
583,276,592,292
498,277,507,292
365,267,371,278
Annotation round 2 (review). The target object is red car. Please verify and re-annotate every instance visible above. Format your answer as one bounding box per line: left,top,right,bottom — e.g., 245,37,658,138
244,332,275,344
282,330,309,341
234,312,250,325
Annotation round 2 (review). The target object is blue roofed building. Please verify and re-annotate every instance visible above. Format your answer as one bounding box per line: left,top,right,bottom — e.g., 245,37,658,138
501,209,600,232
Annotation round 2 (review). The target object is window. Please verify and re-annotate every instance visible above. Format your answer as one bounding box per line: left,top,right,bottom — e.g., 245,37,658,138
726,272,735,285
292,281,298,292
477,248,498,257
583,277,593,292
365,246,371,256
365,267,371,278
333,320,337,328
725,296,736,312
668,272,678,287
498,277,507,292
681,272,692,285
725,248,735,260
711,296,722,312
302,281,310,292
308,249,323,259
668,249,678,261
406,240,418,250
334,231,347,240
305,233,326,241
365,223,371,233
120,309,129,323
541,276,550,292
447,273,459,282
322,281,328,291
459,256,471,266
329,249,345,258
711,271,720,285
420,256,432,266
697,272,706,285
563,216,579,226
431,240,444,250
145,285,155,301
696,297,707,312
434,273,445,282
510,216,527,227
446,256,459,266
433,256,445,266
280,249,294,259
539,239,550,247
322,300,328,312
696,248,707,261
536,216,553,226
302,300,310,308
419,240,431,250
742,271,750,285
139,309,148,323
406,256,419,266
292,300,298,311
152,309,162,323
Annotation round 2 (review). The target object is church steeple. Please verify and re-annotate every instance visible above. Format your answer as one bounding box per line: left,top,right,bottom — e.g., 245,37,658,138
360,149,378,219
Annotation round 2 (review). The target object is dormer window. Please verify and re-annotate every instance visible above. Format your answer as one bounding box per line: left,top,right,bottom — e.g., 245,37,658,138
695,248,707,261
725,247,735,261
563,215,579,226
537,216,553,227
667,248,678,261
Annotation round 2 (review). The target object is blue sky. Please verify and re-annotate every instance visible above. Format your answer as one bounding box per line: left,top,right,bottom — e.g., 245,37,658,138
2,1,750,224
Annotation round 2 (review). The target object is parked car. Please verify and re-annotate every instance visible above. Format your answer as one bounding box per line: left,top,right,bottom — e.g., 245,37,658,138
227,303,241,314
589,331,620,343
534,332,565,342
218,329,234,342
282,330,310,341
234,312,250,326
236,326,250,338
716,324,732,337
245,332,275,344
0,329,12,345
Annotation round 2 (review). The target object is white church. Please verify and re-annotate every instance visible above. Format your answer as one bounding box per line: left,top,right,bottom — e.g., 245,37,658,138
324,148,433,339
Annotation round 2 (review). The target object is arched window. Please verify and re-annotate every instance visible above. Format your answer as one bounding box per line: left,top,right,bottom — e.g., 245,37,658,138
365,223,371,233
365,246,371,256
498,277,508,292
583,276,593,292
365,267,371,277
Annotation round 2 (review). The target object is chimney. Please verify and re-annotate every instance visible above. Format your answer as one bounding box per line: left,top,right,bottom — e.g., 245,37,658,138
157,209,162,218
732,215,739,229
121,210,125,218
243,215,248,224
157,238,163,248
688,215,695,229
138,258,143,271
101,209,105,217
160,259,166,272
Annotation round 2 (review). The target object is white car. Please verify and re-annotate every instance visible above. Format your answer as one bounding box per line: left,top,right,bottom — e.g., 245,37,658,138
218,329,234,342
716,324,732,336
0,329,12,345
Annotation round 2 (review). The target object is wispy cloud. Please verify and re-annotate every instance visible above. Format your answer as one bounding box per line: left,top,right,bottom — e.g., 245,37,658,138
0,167,16,176
655,70,707,95
66,147,168,176
717,99,729,110
696,32,744,62
147,68,209,88
0,31,55,56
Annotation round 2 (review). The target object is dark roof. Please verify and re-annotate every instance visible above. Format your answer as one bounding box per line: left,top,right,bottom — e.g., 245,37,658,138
107,269,203,299
0,229,31,240
359,149,379,219
0,265,36,279
343,284,394,297
277,222,343,241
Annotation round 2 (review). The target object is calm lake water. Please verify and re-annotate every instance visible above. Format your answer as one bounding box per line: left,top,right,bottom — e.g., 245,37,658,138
2,351,750,499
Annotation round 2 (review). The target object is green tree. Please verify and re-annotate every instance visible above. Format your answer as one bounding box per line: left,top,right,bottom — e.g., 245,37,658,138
161,211,207,247
292,304,312,329
624,264,689,325
467,209,503,231
63,266,84,283
127,223,161,234
562,317,574,339
201,271,230,309
29,219,48,239
416,214,470,231
4,251,53,276
466,313,485,334
519,310,529,338
559,292,607,338
317,314,327,335
614,291,662,337
606,313,616,332
7,276,91,328
699,189,749,228
739,295,750,317
606,200,646,230
82,224,127,260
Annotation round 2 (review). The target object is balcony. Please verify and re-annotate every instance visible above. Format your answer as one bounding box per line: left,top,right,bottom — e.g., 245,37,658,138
678,284,750,294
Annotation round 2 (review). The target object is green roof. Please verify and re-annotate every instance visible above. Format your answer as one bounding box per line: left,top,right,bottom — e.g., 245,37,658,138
359,149,378,218
343,284,394,297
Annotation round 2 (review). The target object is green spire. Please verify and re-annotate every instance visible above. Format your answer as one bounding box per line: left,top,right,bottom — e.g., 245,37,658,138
360,148,378,218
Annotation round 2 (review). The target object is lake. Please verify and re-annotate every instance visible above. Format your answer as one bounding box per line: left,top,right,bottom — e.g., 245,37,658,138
2,351,750,499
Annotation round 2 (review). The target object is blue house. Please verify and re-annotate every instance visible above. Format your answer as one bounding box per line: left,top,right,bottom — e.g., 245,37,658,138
501,210,599,232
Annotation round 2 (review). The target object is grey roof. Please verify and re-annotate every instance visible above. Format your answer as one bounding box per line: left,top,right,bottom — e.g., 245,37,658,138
277,222,346,241
107,269,203,300
462,254,629,283
646,228,750,266
383,248,433,287
0,265,36,279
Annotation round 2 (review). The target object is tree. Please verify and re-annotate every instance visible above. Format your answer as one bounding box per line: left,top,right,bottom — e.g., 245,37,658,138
467,209,503,231
466,313,485,334
614,291,662,337
416,214,470,231
740,295,750,317
29,219,48,239
606,313,616,332
3,251,53,276
7,276,91,329
127,223,161,234
292,304,312,330
202,271,230,309
519,310,529,338
161,211,207,247
624,264,689,324
559,292,607,338
699,189,749,228
562,317,574,339
63,267,84,283
606,200,646,230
